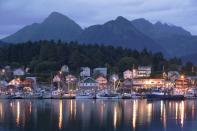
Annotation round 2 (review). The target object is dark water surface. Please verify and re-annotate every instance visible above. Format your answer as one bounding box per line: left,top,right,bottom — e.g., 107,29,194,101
0,99,197,131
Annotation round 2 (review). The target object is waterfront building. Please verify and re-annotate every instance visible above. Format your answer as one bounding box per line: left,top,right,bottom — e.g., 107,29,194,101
96,76,108,89
123,70,133,79
78,77,98,90
137,66,151,77
80,67,91,77
175,76,191,91
8,78,22,87
23,77,37,90
122,79,133,92
93,68,107,77
132,78,165,88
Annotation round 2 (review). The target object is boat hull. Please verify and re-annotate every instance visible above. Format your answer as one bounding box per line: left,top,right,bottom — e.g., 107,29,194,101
146,94,185,100
96,94,121,99
76,95,95,99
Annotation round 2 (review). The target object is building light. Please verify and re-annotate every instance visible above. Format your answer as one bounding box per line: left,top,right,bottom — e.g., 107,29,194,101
180,75,185,80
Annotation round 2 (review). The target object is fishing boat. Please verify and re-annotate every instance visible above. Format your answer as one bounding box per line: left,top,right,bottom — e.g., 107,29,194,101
96,89,121,99
121,93,132,99
184,89,197,99
24,92,34,99
0,93,11,99
42,92,52,99
122,92,141,99
51,90,62,99
32,92,42,99
76,92,95,99
12,92,24,99
146,89,184,100
62,92,76,99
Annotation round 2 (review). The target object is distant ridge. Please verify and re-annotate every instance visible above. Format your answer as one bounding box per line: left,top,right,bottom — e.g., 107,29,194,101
78,16,164,53
131,18,197,57
2,11,197,60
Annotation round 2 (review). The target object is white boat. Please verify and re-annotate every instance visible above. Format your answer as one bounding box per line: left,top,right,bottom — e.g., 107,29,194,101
42,92,52,99
122,92,141,99
131,92,141,99
96,90,121,99
76,92,95,99
62,93,76,99
51,90,62,99
13,92,24,99
0,93,11,99
24,92,34,99
32,92,42,99
184,89,196,99
121,93,132,99
184,93,195,99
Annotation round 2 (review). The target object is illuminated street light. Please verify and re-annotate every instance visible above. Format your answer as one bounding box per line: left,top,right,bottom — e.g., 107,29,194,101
180,75,185,80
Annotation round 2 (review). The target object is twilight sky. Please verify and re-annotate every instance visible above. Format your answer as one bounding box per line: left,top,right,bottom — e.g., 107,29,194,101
0,0,197,38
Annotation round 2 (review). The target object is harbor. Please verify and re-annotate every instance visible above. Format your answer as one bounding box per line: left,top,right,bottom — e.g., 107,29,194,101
1,65,197,100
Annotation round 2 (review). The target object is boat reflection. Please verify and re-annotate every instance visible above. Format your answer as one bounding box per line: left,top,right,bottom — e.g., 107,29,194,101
59,100,63,129
180,101,184,127
16,101,20,126
132,100,138,130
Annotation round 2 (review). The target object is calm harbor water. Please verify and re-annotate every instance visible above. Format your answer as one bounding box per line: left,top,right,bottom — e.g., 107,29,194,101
0,99,197,131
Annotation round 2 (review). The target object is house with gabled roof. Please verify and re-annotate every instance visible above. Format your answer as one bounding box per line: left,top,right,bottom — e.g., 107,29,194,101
78,77,98,90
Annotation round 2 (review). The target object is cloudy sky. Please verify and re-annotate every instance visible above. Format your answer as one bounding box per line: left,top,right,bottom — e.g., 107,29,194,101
0,0,197,38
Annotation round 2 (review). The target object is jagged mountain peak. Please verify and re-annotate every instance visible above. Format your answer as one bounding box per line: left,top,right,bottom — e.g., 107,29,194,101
43,12,76,25
2,11,83,43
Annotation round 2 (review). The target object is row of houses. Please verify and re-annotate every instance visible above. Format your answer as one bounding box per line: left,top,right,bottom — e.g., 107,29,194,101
52,74,195,93
1,65,196,93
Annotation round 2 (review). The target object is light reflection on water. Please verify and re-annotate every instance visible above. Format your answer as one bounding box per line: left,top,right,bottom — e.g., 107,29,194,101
0,99,196,131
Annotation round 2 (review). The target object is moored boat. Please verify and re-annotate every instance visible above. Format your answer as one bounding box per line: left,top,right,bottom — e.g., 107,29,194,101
146,91,184,100
96,89,121,99
51,90,62,99
62,92,76,99
76,92,95,99
12,92,24,99
0,93,11,99
42,92,52,99
184,89,197,99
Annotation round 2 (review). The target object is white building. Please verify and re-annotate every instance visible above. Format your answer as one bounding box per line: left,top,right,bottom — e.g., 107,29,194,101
123,70,133,79
133,78,165,88
78,77,99,89
80,67,91,77
137,66,151,77
13,68,25,76
93,68,107,76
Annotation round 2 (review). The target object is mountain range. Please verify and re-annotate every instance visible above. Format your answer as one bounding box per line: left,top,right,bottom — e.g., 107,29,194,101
1,12,197,62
